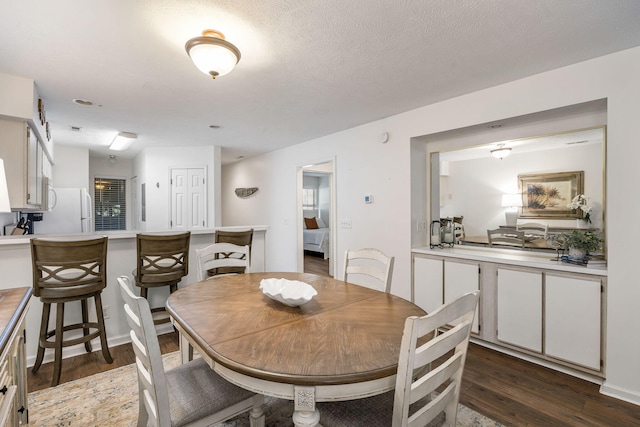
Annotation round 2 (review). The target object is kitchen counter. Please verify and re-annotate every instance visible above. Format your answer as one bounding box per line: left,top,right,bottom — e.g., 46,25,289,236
412,245,607,276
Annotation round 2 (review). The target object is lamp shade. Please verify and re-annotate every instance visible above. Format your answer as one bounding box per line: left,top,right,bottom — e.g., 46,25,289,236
185,30,241,79
501,193,523,208
110,132,137,151
0,159,11,212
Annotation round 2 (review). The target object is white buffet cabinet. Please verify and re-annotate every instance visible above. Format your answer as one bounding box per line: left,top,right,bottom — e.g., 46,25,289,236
412,245,606,380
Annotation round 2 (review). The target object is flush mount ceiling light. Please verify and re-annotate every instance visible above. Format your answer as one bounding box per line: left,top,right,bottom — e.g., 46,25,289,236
185,29,241,79
110,132,137,151
491,143,512,159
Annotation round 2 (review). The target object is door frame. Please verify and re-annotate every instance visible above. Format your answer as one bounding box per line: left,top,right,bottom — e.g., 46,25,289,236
296,157,337,276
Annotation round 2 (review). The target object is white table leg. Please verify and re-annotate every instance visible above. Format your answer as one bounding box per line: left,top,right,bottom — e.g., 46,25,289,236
293,386,320,427
178,332,193,364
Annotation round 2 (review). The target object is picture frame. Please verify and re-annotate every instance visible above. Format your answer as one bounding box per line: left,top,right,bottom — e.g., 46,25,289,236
518,171,584,218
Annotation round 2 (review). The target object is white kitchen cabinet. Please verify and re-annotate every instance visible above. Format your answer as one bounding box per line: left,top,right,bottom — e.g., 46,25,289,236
412,254,480,333
0,119,46,211
444,259,480,333
545,274,602,370
412,255,443,314
411,248,606,377
496,268,542,352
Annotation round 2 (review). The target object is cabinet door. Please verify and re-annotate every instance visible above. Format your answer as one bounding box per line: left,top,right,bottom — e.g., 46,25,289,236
412,256,443,314
444,260,480,333
545,274,601,370
497,268,543,353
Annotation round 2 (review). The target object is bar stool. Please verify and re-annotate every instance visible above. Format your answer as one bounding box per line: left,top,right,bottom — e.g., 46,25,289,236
134,232,190,325
209,229,253,276
30,237,113,387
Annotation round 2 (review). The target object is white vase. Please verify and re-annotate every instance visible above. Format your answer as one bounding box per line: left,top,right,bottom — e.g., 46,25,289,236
568,247,587,259
576,219,588,229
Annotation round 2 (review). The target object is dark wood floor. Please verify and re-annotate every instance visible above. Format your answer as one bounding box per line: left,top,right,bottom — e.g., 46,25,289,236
28,335,640,426
28,257,640,426
304,252,330,276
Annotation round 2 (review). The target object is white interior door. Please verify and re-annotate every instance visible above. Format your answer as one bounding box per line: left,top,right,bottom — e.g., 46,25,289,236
171,168,206,230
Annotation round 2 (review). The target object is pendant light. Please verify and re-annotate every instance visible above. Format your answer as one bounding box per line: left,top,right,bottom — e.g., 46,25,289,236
185,30,241,79
491,143,512,159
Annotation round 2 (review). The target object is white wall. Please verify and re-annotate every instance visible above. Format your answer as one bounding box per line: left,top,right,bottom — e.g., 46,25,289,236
51,145,89,189
222,46,640,405
132,146,217,231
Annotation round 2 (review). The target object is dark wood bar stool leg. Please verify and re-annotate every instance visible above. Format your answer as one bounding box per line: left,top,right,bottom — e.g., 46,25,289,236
52,302,65,387
31,302,50,373
81,299,92,353
94,293,113,363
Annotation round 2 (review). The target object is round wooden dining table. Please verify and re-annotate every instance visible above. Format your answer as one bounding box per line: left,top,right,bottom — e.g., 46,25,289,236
166,272,426,427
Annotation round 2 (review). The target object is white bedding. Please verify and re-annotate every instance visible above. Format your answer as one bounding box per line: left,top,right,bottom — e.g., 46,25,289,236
303,227,330,259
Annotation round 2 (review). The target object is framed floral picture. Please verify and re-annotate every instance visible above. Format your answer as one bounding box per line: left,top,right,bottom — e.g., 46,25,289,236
518,171,584,218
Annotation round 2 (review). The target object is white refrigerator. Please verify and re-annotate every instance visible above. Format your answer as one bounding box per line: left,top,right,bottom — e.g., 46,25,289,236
36,188,93,234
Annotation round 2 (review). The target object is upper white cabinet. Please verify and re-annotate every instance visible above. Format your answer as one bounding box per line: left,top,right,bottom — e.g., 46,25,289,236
0,119,47,211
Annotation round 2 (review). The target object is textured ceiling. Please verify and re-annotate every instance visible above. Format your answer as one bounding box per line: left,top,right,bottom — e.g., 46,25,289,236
1,1,640,164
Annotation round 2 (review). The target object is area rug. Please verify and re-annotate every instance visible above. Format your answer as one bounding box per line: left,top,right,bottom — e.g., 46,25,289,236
27,352,501,426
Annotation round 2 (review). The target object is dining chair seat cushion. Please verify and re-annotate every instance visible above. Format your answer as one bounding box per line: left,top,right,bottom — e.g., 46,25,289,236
166,358,257,427
319,392,437,427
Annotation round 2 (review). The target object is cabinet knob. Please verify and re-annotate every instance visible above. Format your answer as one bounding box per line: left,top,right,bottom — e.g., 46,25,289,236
0,385,7,394
17,406,25,414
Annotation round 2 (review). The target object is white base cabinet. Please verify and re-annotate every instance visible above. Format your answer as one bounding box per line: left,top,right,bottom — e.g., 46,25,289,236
497,268,542,353
545,274,601,371
412,251,606,377
412,256,480,334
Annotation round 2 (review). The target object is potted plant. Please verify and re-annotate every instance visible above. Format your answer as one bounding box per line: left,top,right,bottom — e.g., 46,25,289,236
558,230,602,259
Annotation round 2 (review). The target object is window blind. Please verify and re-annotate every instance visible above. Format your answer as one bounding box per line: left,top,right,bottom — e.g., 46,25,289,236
94,177,126,231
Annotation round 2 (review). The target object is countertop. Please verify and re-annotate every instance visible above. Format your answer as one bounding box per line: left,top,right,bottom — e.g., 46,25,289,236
0,225,269,247
412,245,607,277
0,287,32,356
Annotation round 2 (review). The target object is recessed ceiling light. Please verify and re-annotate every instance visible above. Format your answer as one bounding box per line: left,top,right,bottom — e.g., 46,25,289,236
73,99,94,106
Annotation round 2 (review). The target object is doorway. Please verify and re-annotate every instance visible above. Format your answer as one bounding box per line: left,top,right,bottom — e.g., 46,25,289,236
297,160,336,277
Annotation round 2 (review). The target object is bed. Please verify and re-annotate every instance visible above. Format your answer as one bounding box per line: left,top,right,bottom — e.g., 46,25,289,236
303,215,330,259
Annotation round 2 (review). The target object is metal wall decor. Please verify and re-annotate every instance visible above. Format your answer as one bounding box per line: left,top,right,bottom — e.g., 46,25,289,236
235,187,259,198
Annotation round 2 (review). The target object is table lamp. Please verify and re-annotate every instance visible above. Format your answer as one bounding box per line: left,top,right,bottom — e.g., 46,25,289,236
0,159,11,213
501,193,522,227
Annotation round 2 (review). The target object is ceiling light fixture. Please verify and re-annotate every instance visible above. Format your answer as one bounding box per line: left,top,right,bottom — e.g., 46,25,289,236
110,132,137,151
185,29,241,79
491,143,512,159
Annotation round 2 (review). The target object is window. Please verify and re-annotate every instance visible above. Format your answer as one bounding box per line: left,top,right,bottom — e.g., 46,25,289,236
302,188,318,211
94,177,126,231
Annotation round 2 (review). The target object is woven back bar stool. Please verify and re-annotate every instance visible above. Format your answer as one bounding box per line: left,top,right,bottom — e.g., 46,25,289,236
209,229,253,276
134,232,191,325
30,236,113,386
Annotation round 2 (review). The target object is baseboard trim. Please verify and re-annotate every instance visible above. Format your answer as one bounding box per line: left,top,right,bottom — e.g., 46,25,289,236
26,323,175,367
600,382,640,406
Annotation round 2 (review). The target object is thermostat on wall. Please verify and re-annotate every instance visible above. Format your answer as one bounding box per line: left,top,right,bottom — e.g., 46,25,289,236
364,194,373,204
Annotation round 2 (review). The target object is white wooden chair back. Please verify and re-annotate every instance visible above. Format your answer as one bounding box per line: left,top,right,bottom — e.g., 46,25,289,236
487,228,525,248
392,290,480,427
343,248,395,293
195,243,250,281
118,276,170,427
516,222,549,239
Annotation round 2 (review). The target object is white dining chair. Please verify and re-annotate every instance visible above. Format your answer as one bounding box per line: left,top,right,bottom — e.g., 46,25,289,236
195,242,250,281
118,276,264,427
318,290,480,427
487,228,525,248
516,222,549,239
343,248,395,293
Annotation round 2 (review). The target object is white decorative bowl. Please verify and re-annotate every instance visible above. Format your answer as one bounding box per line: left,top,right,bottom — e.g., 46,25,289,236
259,278,318,307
